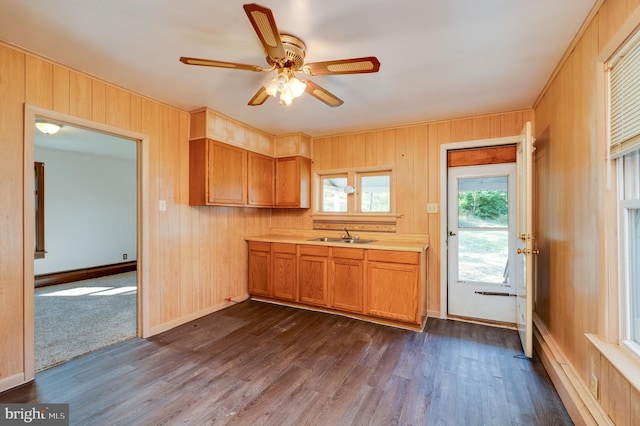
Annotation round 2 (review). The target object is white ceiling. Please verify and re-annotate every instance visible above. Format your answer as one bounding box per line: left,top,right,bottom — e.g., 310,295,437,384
34,124,137,160
1,0,598,137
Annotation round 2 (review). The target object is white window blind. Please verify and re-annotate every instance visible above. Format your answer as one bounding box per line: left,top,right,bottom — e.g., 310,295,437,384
610,33,640,158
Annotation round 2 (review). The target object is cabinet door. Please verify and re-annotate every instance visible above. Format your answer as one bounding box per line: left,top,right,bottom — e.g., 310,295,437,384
331,257,364,313
275,156,310,208
366,261,419,323
273,251,297,301
248,242,271,297
299,253,328,306
248,152,274,207
208,140,247,205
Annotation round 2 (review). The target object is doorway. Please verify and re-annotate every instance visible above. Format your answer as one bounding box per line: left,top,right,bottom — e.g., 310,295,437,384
23,105,149,381
33,124,137,370
447,163,517,323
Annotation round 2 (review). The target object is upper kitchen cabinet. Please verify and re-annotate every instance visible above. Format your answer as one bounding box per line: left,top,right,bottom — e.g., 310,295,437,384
189,108,310,208
189,138,247,206
275,156,310,208
248,152,274,207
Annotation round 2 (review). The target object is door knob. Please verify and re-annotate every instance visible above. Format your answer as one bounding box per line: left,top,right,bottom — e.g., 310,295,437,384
449,231,456,236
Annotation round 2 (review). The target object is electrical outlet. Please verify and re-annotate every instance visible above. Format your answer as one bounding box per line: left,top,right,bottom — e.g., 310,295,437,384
123,253,127,260
427,203,439,214
159,200,167,211
590,373,599,398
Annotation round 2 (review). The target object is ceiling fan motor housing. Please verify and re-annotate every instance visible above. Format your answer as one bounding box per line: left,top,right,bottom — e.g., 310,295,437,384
268,33,306,69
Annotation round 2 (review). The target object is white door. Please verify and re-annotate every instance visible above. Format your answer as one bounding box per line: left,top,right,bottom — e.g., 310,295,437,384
516,122,535,358
447,162,517,323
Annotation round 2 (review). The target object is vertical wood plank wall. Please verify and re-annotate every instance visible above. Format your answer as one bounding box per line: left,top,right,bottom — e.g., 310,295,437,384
0,43,271,387
534,0,640,423
271,110,534,315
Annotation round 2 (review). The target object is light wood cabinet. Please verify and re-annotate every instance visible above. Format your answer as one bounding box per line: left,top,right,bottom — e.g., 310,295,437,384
248,241,271,297
298,245,329,306
247,152,274,207
366,250,420,323
330,247,364,313
272,243,297,301
247,241,425,329
190,138,247,206
275,156,310,208
190,140,309,208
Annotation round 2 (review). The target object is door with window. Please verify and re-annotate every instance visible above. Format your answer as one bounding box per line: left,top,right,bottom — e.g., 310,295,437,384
447,163,517,323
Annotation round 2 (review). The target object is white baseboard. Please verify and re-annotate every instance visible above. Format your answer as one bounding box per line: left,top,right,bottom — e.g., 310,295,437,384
533,315,612,426
0,373,27,394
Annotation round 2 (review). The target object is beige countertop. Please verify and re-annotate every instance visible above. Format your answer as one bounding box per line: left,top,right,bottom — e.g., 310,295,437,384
245,229,429,252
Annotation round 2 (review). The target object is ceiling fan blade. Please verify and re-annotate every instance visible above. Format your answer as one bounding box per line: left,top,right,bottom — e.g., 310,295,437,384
302,56,381,76
305,80,344,107
179,57,265,72
248,86,270,106
243,3,286,61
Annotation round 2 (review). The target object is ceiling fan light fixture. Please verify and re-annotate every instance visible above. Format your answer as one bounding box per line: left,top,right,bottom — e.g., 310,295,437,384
289,76,306,98
35,121,62,135
264,69,306,105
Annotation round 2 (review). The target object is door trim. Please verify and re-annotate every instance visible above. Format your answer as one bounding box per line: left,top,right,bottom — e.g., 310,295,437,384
439,135,522,319
23,105,150,383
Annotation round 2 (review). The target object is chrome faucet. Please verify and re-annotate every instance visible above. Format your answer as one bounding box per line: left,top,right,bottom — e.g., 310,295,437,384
341,226,353,239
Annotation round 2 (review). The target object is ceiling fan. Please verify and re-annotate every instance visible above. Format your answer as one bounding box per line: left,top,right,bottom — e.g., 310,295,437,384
179,3,380,107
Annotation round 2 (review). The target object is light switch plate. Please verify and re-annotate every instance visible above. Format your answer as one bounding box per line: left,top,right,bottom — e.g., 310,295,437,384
159,200,167,211
427,203,438,214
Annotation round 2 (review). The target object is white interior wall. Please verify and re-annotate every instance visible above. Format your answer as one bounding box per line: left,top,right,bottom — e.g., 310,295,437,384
34,146,137,275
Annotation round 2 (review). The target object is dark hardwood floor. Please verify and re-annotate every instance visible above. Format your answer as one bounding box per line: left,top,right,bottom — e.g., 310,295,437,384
1,301,572,425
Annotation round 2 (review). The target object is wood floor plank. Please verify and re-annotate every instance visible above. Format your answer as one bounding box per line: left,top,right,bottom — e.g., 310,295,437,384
0,300,573,425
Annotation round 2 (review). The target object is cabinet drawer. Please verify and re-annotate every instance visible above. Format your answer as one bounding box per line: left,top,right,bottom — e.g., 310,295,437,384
248,241,271,252
299,245,329,257
331,247,365,260
367,250,419,265
273,243,296,254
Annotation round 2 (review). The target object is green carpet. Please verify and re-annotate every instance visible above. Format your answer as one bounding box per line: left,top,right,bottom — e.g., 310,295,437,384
35,271,137,371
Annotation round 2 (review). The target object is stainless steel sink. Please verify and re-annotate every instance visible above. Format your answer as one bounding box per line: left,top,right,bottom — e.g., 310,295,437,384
308,237,375,244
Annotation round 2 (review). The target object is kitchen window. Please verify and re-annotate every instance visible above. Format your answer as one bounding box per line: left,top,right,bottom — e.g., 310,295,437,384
608,29,640,356
317,168,393,214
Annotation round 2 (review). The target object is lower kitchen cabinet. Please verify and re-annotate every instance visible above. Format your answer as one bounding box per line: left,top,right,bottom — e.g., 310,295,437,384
330,247,364,313
298,245,329,306
272,243,297,301
248,241,271,297
247,240,426,329
366,250,420,323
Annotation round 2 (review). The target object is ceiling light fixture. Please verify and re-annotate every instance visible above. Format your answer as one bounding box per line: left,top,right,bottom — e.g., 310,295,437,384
264,68,306,105
35,121,62,135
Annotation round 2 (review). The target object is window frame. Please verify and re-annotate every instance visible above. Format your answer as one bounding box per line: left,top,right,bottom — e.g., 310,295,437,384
356,171,392,214
315,166,395,216
618,157,640,360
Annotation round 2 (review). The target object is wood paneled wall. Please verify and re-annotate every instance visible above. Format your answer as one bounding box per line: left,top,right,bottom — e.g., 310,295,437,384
534,0,640,423
0,42,271,389
271,110,534,315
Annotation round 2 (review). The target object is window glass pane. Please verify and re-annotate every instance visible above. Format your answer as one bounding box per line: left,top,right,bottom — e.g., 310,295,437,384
360,174,390,212
322,176,347,212
629,208,640,343
458,176,509,228
458,230,509,284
